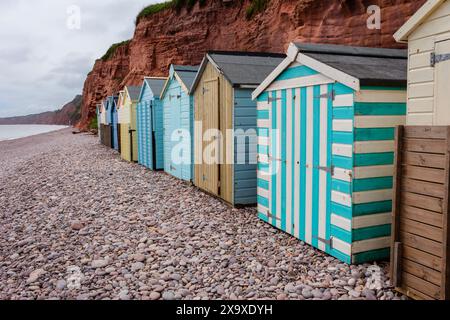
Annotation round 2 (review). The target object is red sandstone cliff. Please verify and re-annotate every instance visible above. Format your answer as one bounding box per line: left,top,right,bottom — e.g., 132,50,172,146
79,0,425,129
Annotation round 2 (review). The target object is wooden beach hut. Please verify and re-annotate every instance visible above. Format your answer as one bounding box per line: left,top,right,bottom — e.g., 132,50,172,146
137,77,167,170
394,0,450,125
160,65,199,181
190,51,285,206
96,103,102,141
252,43,408,264
109,95,120,151
118,86,141,162
103,98,113,148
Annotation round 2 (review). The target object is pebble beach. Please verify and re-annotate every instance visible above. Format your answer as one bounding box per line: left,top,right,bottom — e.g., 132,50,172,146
0,129,405,300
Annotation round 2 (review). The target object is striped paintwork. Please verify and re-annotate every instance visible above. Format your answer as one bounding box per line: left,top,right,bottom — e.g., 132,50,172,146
255,62,407,264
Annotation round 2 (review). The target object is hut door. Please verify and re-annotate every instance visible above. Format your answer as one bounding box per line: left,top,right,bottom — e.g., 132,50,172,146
267,85,332,252
201,78,220,195
434,39,450,125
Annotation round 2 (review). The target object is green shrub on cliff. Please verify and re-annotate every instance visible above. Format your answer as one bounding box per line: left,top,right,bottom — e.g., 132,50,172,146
89,116,98,130
246,0,269,19
101,40,131,61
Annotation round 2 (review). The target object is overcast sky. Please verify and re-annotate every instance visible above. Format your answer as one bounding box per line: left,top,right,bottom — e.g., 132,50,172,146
0,0,159,118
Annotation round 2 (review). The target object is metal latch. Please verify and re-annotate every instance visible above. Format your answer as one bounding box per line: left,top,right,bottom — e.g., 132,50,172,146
317,90,335,101
431,52,450,67
313,236,333,246
202,87,209,95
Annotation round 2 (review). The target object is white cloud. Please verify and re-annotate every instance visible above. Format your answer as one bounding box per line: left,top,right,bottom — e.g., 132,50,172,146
0,0,159,117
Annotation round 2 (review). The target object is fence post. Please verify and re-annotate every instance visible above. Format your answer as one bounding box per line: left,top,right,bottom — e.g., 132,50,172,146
390,125,404,287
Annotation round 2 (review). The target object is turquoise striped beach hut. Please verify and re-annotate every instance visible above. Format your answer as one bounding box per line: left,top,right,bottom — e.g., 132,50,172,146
252,43,407,264
137,77,167,170
160,65,199,182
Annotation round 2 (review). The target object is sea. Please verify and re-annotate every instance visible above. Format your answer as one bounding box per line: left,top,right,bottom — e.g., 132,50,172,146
0,125,69,142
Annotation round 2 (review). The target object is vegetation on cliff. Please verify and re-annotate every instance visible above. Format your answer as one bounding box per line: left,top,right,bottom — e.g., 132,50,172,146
101,40,131,61
246,0,269,19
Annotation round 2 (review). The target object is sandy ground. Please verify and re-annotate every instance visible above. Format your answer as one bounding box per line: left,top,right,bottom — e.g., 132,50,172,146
0,129,404,300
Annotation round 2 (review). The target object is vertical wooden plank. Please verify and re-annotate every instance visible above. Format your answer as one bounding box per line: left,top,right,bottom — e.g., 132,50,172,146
442,126,450,300
392,242,403,287
391,125,404,285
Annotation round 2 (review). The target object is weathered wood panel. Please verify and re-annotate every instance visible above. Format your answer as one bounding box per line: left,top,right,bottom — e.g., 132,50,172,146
391,125,450,300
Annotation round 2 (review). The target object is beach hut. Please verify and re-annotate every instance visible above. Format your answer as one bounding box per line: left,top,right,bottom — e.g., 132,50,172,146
394,0,450,125
160,65,199,181
118,86,141,162
190,51,285,206
252,43,408,264
137,77,167,170
96,103,102,141
109,95,120,151
103,98,112,148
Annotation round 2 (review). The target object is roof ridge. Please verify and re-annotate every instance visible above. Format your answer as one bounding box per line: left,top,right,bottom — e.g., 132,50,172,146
208,50,286,58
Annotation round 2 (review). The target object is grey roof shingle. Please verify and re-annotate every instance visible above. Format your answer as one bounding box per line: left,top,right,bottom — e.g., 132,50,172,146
126,86,142,101
144,78,166,98
294,43,407,86
174,65,199,90
208,51,286,86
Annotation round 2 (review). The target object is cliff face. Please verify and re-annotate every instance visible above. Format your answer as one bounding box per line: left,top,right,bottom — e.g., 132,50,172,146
79,0,425,129
0,95,82,126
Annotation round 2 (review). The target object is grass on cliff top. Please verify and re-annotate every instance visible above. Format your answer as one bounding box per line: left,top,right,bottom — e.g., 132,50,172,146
101,40,131,61
135,0,206,25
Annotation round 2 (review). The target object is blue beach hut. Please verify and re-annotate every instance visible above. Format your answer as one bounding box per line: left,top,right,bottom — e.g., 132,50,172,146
137,77,167,170
110,95,120,151
252,43,408,264
160,65,199,182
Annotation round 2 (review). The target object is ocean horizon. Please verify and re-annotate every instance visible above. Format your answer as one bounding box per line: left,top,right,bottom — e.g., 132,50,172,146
0,124,69,142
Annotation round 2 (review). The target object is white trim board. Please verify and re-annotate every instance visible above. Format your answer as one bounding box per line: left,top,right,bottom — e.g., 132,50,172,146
394,0,446,42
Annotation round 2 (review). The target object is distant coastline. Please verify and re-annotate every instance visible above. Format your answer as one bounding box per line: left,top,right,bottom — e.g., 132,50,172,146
0,124,69,142
0,95,82,126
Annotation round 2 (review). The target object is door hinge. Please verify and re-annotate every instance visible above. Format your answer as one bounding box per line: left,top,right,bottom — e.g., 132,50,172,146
262,210,281,222
169,94,181,100
317,165,335,175
202,87,209,95
317,90,335,101
431,52,450,67
267,97,282,103
313,236,333,246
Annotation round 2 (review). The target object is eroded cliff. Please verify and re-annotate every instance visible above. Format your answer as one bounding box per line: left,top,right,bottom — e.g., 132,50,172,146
79,0,424,129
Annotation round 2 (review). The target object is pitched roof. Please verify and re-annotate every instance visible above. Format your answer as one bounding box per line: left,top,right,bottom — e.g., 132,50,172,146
190,51,286,92
143,78,166,98
394,0,445,42
126,86,142,101
293,42,407,87
174,65,199,90
253,42,407,99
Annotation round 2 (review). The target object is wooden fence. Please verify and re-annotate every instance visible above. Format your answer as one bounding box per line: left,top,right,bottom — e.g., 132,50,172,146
391,126,450,300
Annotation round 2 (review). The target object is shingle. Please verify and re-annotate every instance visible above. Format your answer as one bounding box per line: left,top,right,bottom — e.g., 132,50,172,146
144,79,166,98
126,86,142,101
208,51,286,86
294,43,407,86
174,65,199,90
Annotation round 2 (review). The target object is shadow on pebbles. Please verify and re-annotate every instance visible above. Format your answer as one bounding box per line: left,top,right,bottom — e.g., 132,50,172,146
0,129,405,300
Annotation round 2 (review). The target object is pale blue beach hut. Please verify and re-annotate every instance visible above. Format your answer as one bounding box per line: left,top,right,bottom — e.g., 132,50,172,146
252,43,408,264
160,65,199,182
137,77,167,170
